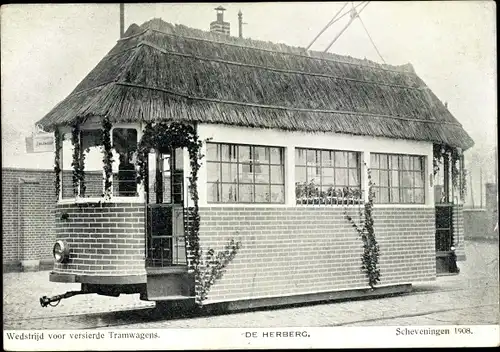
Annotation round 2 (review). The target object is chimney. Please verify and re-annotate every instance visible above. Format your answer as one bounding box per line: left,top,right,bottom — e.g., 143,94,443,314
238,10,243,38
119,3,124,38
210,6,230,35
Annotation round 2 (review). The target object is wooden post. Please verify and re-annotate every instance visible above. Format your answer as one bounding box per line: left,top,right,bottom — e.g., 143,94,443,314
443,153,450,203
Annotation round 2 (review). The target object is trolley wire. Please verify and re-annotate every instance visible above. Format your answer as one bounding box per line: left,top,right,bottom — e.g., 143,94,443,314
357,10,386,63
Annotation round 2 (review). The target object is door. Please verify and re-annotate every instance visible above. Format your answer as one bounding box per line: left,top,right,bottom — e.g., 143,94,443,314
146,148,186,267
434,151,459,275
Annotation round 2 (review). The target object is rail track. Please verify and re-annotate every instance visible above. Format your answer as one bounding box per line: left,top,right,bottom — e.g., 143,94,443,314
5,281,495,330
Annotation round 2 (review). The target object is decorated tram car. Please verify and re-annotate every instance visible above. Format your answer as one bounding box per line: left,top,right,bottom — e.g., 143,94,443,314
38,18,473,310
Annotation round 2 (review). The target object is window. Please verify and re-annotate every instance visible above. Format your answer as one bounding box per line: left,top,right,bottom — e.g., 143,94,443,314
295,148,362,204
206,143,285,203
370,153,425,204
112,128,138,197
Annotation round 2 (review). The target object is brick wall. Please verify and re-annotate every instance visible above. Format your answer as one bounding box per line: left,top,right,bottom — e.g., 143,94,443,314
197,206,436,304
54,203,146,276
453,204,466,260
2,168,57,269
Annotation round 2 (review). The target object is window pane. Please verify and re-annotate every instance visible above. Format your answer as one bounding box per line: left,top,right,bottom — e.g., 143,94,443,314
415,188,425,203
270,147,283,164
112,128,137,155
390,170,399,188
206,143,219,161
255,184,270,202
254,147,269,163
401,171,413,187
390,187,400,203
221,163,238,183
295,149,306,165
239,184,253,202
349,168,359,186
207,162,220,182
270,185,285,203
335,168,348,186
270,165,284,184
414,171,424,188
254,164,270,183
238,163,253,183
306,149,318,165
379,170,389,186
322,150,333,166
379,154,388,169
370,153,379,169
307,167,319,183
82,129,102,150
402,155,411,170
371,170,379,187
238,145,251,162
378,188,389,203
323,171,335,186
207,182,221,202
221,144,237,162
221,183,237,202
390,155,399,170
347,152,358,168
335,151,347,167
295,166,306,183
401,188,414,203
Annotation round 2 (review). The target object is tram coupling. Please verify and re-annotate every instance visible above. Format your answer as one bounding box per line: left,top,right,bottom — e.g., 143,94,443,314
39,291,86,307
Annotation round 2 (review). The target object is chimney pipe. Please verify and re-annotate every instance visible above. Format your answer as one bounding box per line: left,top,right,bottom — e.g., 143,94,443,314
120,3,124,38
238,10,243,38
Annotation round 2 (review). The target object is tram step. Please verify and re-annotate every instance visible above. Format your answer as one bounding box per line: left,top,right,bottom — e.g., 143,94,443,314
147,295,195,301
146,271,195,299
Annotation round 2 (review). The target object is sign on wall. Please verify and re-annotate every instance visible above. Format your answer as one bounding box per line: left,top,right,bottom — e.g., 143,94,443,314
25,132,54,153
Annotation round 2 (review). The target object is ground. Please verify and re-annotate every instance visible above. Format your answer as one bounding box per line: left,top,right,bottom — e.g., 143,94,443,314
3,240,499,330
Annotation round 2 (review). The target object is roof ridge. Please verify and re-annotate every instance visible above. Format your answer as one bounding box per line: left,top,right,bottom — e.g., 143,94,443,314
133,18,416,76
133,40,424,91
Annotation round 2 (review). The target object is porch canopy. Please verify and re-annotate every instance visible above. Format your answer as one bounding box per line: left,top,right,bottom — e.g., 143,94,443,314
36,18,474,151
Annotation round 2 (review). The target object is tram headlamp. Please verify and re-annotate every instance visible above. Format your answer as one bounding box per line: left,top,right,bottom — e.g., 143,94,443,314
53,240,70,263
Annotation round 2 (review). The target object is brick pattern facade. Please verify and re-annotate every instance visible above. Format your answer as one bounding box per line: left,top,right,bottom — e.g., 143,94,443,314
2,168,57,267
197,206,436,304
54,203,146,276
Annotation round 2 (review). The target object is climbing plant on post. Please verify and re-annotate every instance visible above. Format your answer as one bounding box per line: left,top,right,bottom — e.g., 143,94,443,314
136,121,240,305
53,128,62,200
344,165,381,289
101,117,114,200
433,143,467,202
70,120,86,197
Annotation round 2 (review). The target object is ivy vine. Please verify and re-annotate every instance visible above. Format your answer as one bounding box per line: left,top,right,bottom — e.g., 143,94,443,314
54,128,62,199
101,117,114,200
70,121,86,197
344,165,381,289
197,239,241,303
433,143,467,201
136,121,239,305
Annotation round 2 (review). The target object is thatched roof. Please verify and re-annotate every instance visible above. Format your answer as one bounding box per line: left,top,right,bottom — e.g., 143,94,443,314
37,18,474,150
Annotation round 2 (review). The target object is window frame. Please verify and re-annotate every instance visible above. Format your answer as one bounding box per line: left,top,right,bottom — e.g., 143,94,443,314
57,123,143,204
294,147,362,205
370,152,426,205
206,142,285,204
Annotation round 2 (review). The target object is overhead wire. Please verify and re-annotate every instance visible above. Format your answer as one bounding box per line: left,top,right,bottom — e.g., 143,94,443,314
323,1,370,53
357,10,386,63
305,2,348,50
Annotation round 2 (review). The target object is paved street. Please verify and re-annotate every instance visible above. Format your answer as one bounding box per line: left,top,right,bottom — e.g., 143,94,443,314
3,239,498,330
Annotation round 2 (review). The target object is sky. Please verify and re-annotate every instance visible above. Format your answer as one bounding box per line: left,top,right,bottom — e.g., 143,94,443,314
1,2,497,205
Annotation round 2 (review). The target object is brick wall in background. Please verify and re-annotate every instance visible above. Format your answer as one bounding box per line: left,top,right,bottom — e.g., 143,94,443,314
197,206,436,304
2,168,57,271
